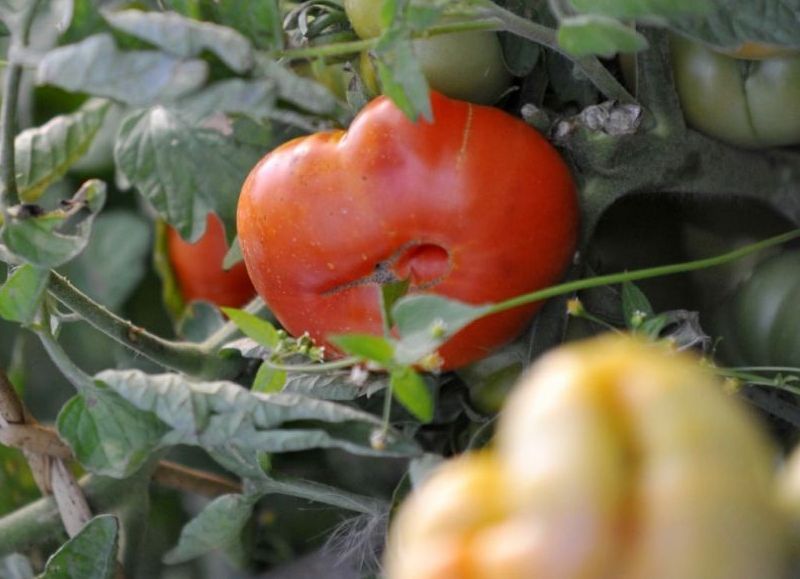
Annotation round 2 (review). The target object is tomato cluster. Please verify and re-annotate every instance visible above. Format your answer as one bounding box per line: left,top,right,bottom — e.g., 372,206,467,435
237,91,578,370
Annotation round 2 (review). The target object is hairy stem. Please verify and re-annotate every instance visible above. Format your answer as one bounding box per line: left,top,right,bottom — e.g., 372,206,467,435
47,272,243,380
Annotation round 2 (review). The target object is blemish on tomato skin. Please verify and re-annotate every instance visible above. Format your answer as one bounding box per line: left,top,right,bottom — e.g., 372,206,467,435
327,262,336,270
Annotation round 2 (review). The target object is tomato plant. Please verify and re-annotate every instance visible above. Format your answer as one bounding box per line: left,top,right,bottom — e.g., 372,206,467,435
237,91,578,370
670,35,800,148
343,0,512,104
167,214,256,309
3,1,800,577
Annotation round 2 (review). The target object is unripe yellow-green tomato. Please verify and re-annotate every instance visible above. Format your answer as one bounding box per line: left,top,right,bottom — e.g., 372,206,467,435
386,334,791,579
344,0,512,104
670,34,800,148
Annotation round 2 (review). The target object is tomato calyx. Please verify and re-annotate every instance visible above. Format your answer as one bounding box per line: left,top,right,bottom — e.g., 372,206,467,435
322,240,452,296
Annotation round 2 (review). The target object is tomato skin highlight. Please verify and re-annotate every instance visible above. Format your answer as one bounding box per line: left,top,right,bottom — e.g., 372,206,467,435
237,92,578,370
167,214,256,308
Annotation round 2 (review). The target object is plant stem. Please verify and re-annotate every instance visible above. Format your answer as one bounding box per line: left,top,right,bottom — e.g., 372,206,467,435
488,228,800,316
477,2,635,104
274,18,500,60
0,471,152,557
152,461,242,496
264,356,359,373
47,272,243,380
0,0,43,210
256,476,386,515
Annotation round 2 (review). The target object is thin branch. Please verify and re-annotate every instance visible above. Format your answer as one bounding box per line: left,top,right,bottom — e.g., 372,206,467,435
47,272,243,380
153,461,242,496
488,228,800,316
0,411,242,498
50,461,92,537
0,471,152,557
0,423,72,459
0,368,92,538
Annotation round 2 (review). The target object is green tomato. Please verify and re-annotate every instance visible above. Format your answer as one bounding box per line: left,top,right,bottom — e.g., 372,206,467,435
670,34,800,148
344,0,512,104
712,251,800,368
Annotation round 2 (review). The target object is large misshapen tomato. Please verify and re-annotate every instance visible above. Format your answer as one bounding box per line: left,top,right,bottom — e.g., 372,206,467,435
167,214,256,308
237,92,578,370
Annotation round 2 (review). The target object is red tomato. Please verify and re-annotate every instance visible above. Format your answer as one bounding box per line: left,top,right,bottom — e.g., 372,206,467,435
167,214,256,308
237,92,578,369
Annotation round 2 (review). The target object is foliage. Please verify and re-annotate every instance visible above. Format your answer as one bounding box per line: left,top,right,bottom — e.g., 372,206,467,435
0,0,799,577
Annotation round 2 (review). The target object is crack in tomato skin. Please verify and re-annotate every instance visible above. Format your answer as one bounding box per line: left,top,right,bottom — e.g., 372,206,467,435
237,91,579,369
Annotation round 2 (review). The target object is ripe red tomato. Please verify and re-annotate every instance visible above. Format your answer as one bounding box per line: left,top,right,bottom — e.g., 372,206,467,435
237,92,578,369
167,214,256,308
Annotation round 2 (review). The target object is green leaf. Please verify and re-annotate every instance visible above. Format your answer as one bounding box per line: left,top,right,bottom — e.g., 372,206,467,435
392,295,489,365
221,308,280,349
114,106,263,242
176,301,226,342
0,265,48,324
57,384,167,478
178,79,276,123
281,371,387,401
558,15,649,58
95,370,420,463
37,34,208,106
173,302,224,342
328,334,396,366
102,9,254,73
568,0,711,19
621,281,654,329
669,0,800,49
164,493,257,565
390,366,433,422
252,363,286,394
258,58,342,117
41,515,119,579
381,279,410,333
639,313,669,339
2,99,110,203
61,211,151,311
374,32,432,122
1,179,106,268
201,0,283,51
